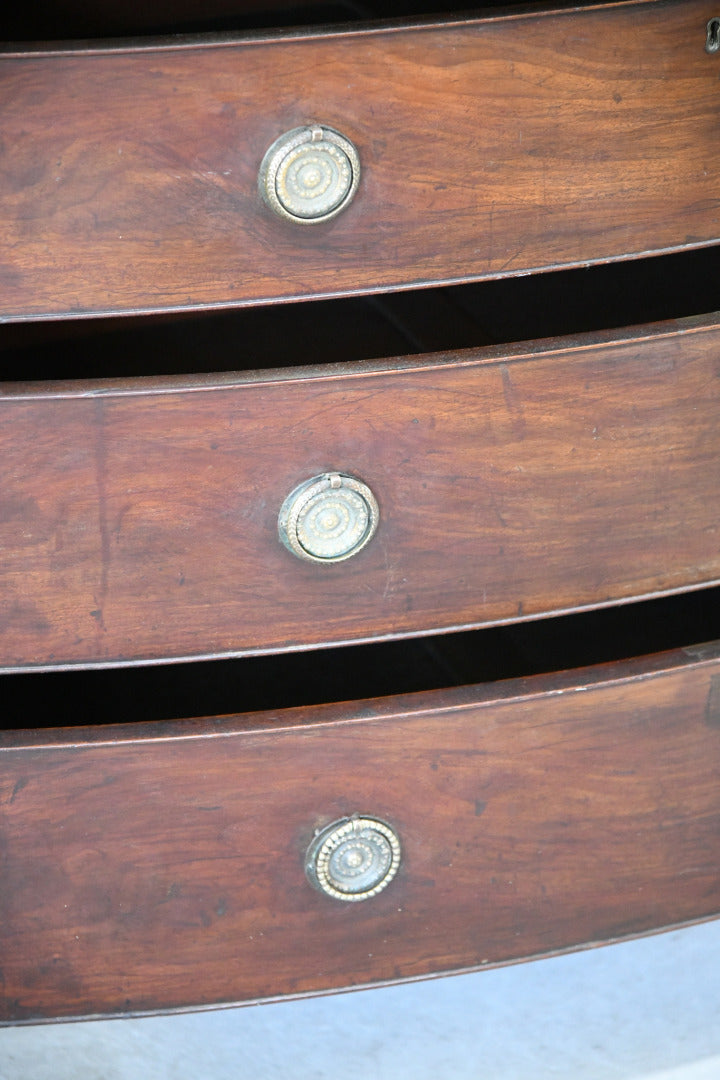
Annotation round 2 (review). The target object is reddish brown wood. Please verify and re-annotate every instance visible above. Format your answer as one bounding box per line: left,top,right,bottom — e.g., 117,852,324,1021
0,0,718,319
1,642,720,1022
1,314,720,670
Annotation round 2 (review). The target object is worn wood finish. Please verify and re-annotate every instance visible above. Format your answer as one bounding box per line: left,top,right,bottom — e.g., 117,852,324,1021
2,314,720,670
1,0,718,320
1,642,720,1022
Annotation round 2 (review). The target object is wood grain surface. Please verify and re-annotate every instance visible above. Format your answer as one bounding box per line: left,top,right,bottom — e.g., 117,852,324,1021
2,641,720,1021
1,314,720,670
1,0,718,319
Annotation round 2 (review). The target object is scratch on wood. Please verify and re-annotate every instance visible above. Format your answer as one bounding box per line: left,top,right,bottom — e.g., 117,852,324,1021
500,364,526,438
93,399,110,640
705,673,720,728
9,776,28,804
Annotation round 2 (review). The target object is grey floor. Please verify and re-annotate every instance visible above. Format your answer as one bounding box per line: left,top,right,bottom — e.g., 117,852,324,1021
2,919,719,1080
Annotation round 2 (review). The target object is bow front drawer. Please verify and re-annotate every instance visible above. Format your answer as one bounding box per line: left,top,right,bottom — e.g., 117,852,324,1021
2,633,720,1021
2,313,720,670
1,0,718,319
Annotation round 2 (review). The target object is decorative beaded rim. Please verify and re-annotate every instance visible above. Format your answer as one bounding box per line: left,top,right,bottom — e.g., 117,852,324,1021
305,816,402,903
258,124,360,225
278,473,379,564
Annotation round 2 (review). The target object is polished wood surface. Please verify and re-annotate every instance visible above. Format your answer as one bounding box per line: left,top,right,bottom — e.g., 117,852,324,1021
1,0,718,319
2,641,720,1022
1,314,719,670
3,0,720,1027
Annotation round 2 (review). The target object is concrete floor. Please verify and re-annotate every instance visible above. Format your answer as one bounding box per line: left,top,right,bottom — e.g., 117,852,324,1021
2,919,719,1080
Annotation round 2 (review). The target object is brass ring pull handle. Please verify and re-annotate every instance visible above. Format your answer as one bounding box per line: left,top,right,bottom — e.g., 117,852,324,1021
278,472,379,564
259,125,360,223
305,817,402,902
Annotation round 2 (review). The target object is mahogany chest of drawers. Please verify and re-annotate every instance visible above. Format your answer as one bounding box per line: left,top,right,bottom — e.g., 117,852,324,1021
1,0,719,1024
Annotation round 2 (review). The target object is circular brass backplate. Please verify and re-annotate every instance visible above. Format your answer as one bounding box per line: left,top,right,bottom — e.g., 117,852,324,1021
278,472,379,564
305,817,402,902
259,125,360,224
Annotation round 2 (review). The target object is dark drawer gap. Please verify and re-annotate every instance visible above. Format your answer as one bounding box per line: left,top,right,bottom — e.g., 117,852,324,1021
2,584,719,729
1,247,718,383
4,0,610,44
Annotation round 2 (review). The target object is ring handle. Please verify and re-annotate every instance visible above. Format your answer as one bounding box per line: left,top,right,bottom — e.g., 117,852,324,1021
305,816,402,902
278,472,379,564
259,124,360,224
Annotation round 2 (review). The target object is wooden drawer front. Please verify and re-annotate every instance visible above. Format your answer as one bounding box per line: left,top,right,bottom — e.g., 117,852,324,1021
1,643,720,1022
1,0,718,319
2,315,720,669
